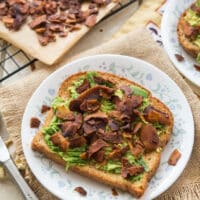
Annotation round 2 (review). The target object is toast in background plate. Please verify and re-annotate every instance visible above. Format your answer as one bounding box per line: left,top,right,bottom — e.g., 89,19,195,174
177,1,200,62
32,71,173,197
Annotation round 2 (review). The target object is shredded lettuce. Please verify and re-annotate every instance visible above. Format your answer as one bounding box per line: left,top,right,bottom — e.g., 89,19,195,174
197,0,200,8
114,89,123,99
51,96,70,111
62,146,88,170
184,9,200,26
139,98,150,112
87,71,97,87
68,86,79,99
72,78,85,87
153,122,166,136
43,117,88,169
130,85,148,98
44,134,60,152
100,99,114,113
42,116,62,135
68,78,85,99
102,160,121,174
197,52,200,64
125,152,149,172
103,81,114,88
129,174,143,182
153,122,164,130
104,146,112,156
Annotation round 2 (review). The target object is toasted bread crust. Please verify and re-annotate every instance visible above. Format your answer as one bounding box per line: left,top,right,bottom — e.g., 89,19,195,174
31,71,173,197
177,10,200,58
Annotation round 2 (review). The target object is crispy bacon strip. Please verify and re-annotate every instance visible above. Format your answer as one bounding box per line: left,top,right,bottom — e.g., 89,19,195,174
168,149,181,166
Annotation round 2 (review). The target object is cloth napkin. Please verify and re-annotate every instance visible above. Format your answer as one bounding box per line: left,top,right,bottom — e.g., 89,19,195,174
0,28,199,200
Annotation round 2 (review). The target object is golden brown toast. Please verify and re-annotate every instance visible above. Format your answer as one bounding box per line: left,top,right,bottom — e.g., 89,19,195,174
177,10,200,58
32,71,173,197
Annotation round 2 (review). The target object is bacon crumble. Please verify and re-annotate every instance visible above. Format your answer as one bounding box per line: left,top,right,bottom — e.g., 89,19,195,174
30,117,41,128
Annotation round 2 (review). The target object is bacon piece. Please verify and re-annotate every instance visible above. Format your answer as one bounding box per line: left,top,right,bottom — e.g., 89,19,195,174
74,186,87,196
83,122,96,136
122,165,144,178
140,124,159,151
56,106,75,120
92,0,110,5
129,140,144,158
29,15,46,29
85,14,96,27
121,158,144,178
84,112,108,122
108,146,128,159
111,188,119,196
50,132,69,151
194,64,200,71
76,79,90,94
168,149,181,166
61,122,78,138
97,131,122,144
117,96,143,116
191,3,200,14
41,105,51,113
69,86,102,112
181,19,198,38
121,123,131,131
93,150,105,162
120,85,132,96
83,112,108,136
69,136,86,148
88,139,108,158
30,117,40,128
175,54,184,62
144,106,170,125
74,114,83,129
108,119,119,131
133,122,142,134
49,24,64,32
0,2,7,16
93,76,115,86
2,16,14,26
80,99,100,113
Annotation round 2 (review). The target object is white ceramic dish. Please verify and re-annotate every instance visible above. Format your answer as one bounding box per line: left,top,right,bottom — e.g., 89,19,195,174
161,0,200,87
21,54,194,199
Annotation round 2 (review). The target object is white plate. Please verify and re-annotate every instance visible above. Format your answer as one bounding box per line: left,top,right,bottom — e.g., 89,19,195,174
21,54,194,200
161,0,200,87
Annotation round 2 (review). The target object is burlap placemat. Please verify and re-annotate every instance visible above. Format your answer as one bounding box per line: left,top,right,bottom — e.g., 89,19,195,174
0,28,199,199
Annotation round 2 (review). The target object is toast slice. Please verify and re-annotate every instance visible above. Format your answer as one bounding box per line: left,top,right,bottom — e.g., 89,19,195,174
177,3,200,59
32,71,173,197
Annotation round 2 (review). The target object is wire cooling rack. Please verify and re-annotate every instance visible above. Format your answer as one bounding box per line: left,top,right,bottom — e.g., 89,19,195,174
0,0,140,83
